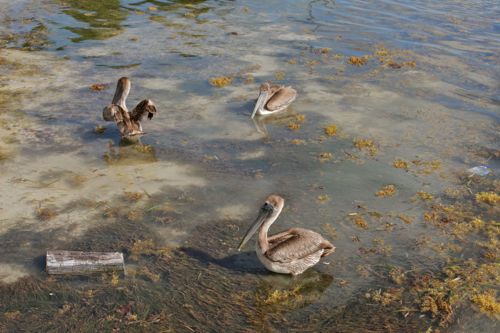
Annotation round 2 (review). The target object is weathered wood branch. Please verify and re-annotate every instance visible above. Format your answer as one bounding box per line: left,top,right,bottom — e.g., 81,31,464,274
46,251,125,275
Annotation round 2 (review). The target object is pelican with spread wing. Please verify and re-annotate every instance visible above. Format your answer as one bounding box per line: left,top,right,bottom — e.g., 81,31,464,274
102,77,157,137
238,195,335,276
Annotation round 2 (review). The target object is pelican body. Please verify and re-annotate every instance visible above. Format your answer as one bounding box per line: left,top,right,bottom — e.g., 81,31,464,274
238,195,335,276
251,82,297,118
102,77,157,137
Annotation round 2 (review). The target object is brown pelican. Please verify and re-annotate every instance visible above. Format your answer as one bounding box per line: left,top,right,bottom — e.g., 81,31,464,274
251,82,297,118
102,77,157,137
238,195,335,276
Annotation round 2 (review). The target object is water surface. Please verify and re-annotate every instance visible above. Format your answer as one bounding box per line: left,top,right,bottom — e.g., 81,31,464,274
0,1,499,332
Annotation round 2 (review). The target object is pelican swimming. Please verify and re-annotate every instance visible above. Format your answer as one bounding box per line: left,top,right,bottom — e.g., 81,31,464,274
251,82,297,118
238,195,335,276
102,77,157,137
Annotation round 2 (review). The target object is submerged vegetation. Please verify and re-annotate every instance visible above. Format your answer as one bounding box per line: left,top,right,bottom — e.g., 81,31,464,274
0,0,498,332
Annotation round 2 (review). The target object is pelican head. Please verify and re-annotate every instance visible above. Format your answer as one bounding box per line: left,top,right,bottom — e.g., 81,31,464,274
251,82,273,119
238,194,285,250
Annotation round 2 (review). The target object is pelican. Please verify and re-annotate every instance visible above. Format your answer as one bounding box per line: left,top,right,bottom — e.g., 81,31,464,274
238,195,335,276
251,82,297,119
102,77,157,137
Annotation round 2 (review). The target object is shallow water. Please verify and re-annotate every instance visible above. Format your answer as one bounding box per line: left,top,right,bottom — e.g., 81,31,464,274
0,0,499,332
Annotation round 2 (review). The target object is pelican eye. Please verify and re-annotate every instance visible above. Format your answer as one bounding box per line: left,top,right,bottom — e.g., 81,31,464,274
262,202,274,212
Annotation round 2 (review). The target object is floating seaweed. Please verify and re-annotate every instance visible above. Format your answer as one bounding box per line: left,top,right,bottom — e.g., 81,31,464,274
397,214,414,224
353,215,368,229
393,159,409,170
475,192,499,205
417,191,434,201
470,291,500,316
209,76,232,88
89,83,107,91
274,71,286,80
323,124,337,137
318,152,333,162
290,139,306,145
348,56,368,66
375,185,397,197
353,138,378,156
94,125,106,134
317,194,330,203
412,159,442,174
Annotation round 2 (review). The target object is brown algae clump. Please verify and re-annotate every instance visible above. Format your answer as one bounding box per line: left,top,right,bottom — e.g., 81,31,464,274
94,125,106,134
323,124,337,137
365,288,402,306
36,206,58,221
471,290,500,315
274,71,286,80
290,139,306,145
475,192,500,205
353,215,368,229
376,185,397,197
317,194,330,203
318,152,333,162
287,114,306,130
129,239,170,260
393,159,409,170
262,287,302,306
294,114,306,123
209,76,232,88
397,214,414,224
412,159,442,174
417,191,434,201
353,138,378,156
90,83,108,91
123,191,144,202
348,56,368,66
4,311,21,320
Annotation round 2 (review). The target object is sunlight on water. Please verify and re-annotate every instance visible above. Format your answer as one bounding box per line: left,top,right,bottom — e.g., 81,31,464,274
0,0,498,332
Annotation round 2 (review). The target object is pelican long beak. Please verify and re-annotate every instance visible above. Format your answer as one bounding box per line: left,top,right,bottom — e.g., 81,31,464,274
251,91,269,119
238,205,273,250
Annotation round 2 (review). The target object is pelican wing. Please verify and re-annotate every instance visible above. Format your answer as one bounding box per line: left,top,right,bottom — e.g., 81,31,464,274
266,228,332,263
103,104,141,137
130,99,157,121
265,87,297,111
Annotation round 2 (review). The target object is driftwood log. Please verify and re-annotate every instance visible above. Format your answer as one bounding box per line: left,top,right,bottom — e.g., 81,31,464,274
102,77,157,137
46,251,125,275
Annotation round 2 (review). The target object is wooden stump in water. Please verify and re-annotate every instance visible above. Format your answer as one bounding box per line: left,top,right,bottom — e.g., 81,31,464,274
46,251,125,275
